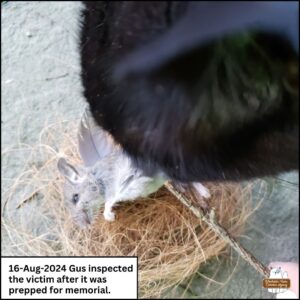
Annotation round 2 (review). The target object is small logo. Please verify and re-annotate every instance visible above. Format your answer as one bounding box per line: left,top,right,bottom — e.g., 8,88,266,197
263,266,290,294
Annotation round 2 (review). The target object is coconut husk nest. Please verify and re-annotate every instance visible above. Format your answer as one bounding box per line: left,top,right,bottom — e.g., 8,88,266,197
2,118,253,298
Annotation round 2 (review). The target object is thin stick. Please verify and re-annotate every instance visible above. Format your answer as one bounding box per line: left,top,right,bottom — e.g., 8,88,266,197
164,181,270,278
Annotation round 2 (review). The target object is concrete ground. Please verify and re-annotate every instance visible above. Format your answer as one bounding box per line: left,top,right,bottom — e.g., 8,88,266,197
2,2,298,299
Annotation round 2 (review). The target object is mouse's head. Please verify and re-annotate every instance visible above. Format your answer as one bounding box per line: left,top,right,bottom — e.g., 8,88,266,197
57,158,105,228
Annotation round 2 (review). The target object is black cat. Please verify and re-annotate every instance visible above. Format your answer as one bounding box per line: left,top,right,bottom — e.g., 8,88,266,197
80,1,298,182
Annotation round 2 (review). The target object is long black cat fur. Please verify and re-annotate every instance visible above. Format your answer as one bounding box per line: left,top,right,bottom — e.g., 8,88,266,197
80,1,299,182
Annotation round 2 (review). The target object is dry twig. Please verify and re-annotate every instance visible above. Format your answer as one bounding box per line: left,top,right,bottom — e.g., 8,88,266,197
164,181,270,278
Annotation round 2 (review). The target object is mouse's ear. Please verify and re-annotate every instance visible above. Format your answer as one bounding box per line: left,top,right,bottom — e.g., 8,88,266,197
57,158,85,184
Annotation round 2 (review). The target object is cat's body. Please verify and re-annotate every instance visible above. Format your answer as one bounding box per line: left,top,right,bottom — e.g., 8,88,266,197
80,1,298,182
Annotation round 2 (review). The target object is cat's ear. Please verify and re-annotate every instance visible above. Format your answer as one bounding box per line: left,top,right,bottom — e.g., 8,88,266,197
57,158,85,184
114,1,298,79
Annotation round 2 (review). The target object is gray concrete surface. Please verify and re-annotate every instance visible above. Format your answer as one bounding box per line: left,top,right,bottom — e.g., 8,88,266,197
2,2,299,299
